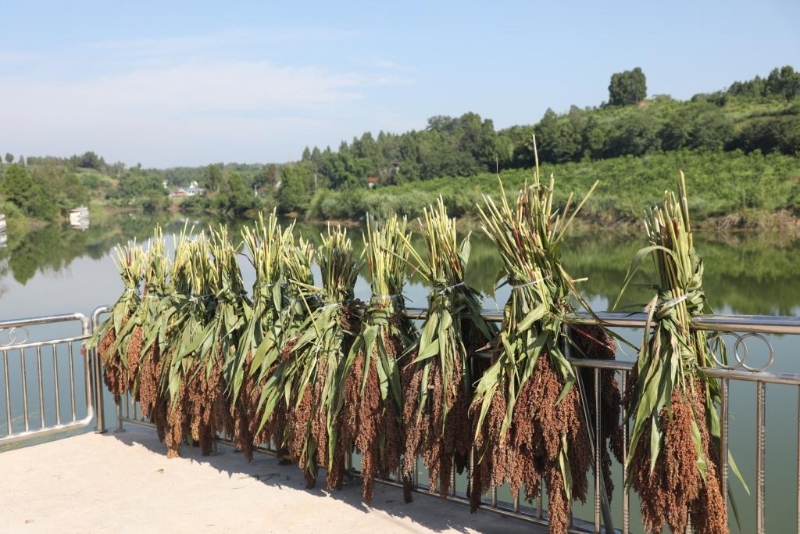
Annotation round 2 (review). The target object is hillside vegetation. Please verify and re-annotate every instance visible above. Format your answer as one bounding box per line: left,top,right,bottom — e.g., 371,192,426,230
1,66,798,230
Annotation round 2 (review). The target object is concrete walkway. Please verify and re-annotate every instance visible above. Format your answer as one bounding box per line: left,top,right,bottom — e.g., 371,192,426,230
0,425,544,534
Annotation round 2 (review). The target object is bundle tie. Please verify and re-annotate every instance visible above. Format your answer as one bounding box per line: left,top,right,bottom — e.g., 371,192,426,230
509,275,550,290
435,281,466,294
370,293,404,304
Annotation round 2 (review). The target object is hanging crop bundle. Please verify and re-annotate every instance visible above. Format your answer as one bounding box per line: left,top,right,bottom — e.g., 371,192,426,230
253,233,318,459
136,228,173,441
201,226,249,446
618,173,735,534
342,215,416,504
228,212,293,459
160,232,219,457
279,225,362,489
401,197,497,499
470,173,621,534
88,241,144,403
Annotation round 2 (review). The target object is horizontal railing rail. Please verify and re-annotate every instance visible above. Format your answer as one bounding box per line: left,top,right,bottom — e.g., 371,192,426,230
0,313,95,448
100,306,800,534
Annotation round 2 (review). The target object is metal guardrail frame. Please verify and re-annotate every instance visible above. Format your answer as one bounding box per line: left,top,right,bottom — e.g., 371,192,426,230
96,306,800,534
0,313,96,447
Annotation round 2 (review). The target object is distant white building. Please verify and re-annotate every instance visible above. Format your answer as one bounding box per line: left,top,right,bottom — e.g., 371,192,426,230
169,181,205,198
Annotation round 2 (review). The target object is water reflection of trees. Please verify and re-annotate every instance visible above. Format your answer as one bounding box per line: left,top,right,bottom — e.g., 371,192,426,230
562,232,800,316
4,214,177,284
4,215,800,316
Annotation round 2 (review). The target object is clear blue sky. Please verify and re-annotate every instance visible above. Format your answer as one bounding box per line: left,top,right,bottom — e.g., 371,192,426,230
1,0,798,168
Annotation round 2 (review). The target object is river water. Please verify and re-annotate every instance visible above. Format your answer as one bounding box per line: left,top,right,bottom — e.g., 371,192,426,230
1,212,799,532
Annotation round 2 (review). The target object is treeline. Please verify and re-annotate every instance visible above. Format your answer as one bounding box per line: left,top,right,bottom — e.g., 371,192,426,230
284,66,799,195
0,163,88,224
2,66,798,226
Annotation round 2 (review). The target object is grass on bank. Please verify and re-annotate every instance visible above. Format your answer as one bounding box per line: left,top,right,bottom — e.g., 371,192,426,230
309,149,800,228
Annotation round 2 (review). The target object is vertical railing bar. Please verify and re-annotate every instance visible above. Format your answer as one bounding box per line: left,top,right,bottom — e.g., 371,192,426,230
756,381,766,534
513,487,520,513
796,385,800,534
537,480,544,520
81,343,93,425
720,378,730,503
467,447,473,502
36,346,45,428
53,346,62,425
594,368,601,532
451,460,457,497
20,348,30,431
3,349,12,434
491,485,497,508
91,310,107,433
622,371,630,534
414,453,419,488
115,397,124,432
67,343,77,422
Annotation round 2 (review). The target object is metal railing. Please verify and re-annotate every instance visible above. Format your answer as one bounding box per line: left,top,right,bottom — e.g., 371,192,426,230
89,307,800,534
0,313,96,447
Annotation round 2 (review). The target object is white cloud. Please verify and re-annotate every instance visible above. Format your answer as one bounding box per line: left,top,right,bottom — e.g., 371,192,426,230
81,28,359,59
0,29,417,167
349,56,420,73
0,52,37,63
3,60,374,113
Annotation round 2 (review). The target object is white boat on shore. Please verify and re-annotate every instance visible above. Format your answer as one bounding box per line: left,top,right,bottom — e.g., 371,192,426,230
69,206,89,229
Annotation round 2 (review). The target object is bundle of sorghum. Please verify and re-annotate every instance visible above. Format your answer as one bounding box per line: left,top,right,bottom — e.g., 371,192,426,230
253,233,318,460
88,241,144,403
280,225,363,489
401,198,497,499
160,232,220,457
341,215,416,504
619,173,733,533
136,228,173,441
470,173,620,534
228,211,292,459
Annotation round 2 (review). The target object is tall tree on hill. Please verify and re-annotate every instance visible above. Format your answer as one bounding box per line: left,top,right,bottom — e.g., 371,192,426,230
608,67,647,106
202,163,223,193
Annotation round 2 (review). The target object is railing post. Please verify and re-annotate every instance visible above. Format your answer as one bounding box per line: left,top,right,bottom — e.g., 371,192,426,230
720,378,729,507
756,381,766,534
90,308,107,434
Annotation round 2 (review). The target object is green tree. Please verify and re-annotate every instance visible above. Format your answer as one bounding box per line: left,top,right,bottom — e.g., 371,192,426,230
117,168,168,201
202,164,223,193
606,109,662,156
4,153,13,164
253,164,280,196
217,171,256,215
277,164,313,214
536,108,581,163
608,67,647,106
75,151,104,170
1,164,54,219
